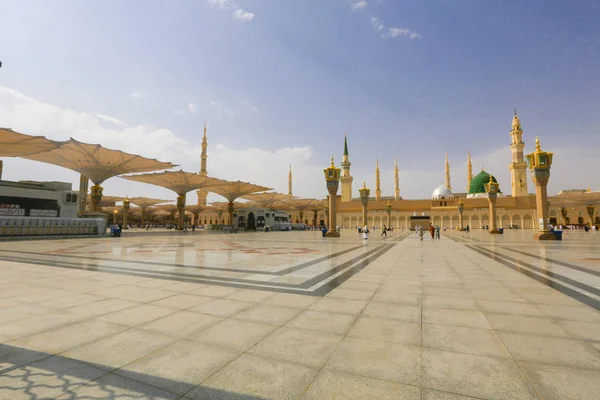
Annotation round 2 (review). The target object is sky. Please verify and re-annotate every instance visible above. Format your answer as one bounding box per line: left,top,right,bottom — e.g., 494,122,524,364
1,0,599,205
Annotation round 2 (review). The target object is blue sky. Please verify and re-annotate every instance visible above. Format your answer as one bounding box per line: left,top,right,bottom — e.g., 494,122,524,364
1,0,599,201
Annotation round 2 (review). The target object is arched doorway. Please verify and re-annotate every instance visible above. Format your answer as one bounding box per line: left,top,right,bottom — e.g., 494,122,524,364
247,212,256,231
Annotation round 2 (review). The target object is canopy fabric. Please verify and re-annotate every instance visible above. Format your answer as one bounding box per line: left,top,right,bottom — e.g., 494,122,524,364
85,195,124,208
0,128,62,157
153,204,179,213
121,170,228,196
208,180,272,203
210,201,251,209
23,138,176,184
240,192,293,207
186,205,218,214
127,197,170,209
285,198,324,211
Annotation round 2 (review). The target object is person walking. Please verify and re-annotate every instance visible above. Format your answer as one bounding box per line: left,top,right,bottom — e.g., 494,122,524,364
418,225,424,241
381,225,387,237
363,225,369,240
429,224,435,239
435,225,440,239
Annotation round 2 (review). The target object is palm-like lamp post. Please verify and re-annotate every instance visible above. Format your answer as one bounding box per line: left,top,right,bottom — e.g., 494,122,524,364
359,181,370,229
586,204,595,229
457,199,464,231
323,157,341,237
385,200,392,229
484,176,501,234
526,137,555,240
122,198,130,228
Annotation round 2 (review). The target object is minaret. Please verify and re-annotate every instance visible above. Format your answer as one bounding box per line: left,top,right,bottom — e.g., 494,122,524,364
288,164,293,196
394,158,400,200
509,109,529,197
445,154,452,191
467,151,473,191
340,133,354,202
196,122,209,205
375,159,381,200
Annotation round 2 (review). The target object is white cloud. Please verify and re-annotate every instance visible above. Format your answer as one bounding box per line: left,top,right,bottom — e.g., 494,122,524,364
370,17,421,39
384,27,422,39
0,85,322,203
232,9,254,22
207,0,232,9
94,113,127,126
187,103,198,113
209,100,235,117
240,100,259,112
350,1,368,10
370,16,384,32
1,85,597,204
207,0,254,22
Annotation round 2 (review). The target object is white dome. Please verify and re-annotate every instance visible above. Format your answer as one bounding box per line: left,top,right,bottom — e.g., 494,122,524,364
432,185,453,200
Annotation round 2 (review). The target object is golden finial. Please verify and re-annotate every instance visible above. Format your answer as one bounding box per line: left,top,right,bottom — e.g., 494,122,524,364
330,156,335,167
586,187,592,193
535,136,541,151
363,181,367,189
514,108,517,117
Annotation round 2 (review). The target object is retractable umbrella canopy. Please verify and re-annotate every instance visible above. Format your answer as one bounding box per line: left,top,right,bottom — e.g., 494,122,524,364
127,197,171,209
23,138,176,185
0,128,62,157
120,170,230,230
240,192,293,207
208,181,272,203
286,198,323,210
85,195,124,208
120,170,228,196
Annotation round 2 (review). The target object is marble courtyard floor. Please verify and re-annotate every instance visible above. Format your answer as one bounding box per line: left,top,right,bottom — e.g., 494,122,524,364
0,229,599,400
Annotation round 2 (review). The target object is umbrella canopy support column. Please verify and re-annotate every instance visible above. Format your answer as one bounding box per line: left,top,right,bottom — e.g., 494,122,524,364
177,195,186,230
78,175,89,216
0,159,3,180
228,202,235,227
141,208,146,226
90,184,103,213
122,199,130,229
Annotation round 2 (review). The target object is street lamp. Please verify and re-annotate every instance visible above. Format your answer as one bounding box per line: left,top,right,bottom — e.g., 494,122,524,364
457,198,464,231
358,181,370,229
323,156,341,237
484,175,501,234
526,136,555,240
113,209,118,225
385,200,392,229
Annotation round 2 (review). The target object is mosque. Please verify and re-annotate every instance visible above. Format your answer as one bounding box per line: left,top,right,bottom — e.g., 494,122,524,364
307,112,596,230
194,112,596,230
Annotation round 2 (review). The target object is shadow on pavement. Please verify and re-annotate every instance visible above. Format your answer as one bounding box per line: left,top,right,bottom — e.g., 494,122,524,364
0,344,265,399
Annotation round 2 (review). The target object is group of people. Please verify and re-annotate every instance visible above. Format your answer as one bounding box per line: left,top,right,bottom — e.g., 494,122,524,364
415,224,441,241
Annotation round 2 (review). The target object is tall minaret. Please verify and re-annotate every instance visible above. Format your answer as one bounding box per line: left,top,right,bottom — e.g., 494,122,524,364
375,159,381,200
340,133,354,202
509,109,529,197
467,151,473,191
196,122,209,205
394,158,400,200
445,154,452,191
288,164,293,196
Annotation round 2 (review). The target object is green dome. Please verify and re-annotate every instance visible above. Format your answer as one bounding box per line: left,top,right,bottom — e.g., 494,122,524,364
469,170,499,194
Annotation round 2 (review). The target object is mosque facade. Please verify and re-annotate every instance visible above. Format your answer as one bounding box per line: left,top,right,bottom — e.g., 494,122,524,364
300,112,596,230
188,113,597,230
